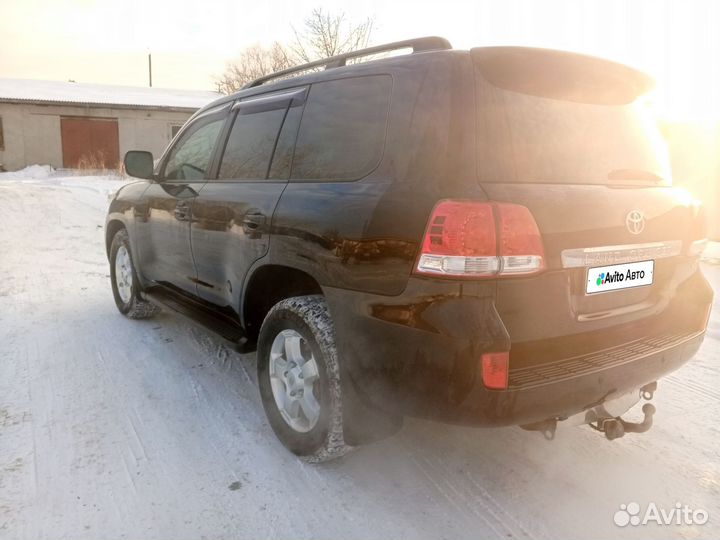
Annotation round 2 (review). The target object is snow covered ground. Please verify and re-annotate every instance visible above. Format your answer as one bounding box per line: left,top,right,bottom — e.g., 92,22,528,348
0,169,719,540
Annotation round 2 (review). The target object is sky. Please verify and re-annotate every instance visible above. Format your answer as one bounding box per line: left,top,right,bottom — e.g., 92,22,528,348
1,0,719,121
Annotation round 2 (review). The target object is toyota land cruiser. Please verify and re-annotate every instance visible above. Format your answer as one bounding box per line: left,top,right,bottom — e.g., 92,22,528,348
106,37,713,461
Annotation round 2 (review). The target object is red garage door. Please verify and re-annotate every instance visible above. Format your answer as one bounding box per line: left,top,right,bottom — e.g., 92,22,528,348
60,117,119,169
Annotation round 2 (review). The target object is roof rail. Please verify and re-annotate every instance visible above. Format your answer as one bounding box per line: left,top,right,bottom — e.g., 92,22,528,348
242,36,452,89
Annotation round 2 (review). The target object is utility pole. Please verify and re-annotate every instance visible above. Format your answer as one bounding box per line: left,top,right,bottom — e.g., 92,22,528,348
148,53,153,87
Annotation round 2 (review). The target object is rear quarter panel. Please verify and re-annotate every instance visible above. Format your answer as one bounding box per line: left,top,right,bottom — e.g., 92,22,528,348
266,52,479,296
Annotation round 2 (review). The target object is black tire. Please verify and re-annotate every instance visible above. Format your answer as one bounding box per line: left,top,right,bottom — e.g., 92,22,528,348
257,295,350,462
109,228,160,319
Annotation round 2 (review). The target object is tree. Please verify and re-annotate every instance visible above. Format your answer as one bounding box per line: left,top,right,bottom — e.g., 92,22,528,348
289,8,374,64
217,8,374,94
216,42,293,94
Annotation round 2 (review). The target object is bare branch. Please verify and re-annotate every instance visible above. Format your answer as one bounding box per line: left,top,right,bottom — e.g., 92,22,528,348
216,8,375,93
214,41,294,94
290,7,375,62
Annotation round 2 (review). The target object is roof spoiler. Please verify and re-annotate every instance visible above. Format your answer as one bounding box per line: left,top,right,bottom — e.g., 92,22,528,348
243,36,452,89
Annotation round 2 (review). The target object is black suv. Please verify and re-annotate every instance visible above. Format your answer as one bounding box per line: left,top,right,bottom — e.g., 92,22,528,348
107,37,712,460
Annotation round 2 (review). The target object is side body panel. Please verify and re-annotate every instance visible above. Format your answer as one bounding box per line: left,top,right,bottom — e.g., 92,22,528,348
191,91,306,308
134,181,201,295
264,52,478,296
251,52,480,438
133,105,231,295
192,181,288,306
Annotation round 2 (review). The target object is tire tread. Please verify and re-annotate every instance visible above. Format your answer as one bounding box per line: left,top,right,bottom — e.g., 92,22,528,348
262,295,351,462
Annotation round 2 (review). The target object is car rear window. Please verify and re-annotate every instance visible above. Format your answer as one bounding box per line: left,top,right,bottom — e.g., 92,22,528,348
291,75,391,181
472,48,671,185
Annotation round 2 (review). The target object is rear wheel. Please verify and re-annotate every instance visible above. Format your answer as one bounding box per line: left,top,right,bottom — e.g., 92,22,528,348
109,228,160,319
257,295,350,462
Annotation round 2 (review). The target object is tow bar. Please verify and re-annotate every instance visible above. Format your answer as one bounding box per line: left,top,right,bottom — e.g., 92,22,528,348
521,381,658,441
590,382,657,440
590,403,656,440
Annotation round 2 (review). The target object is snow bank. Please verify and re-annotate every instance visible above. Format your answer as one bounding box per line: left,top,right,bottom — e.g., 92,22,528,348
0,164,133,202
0,164,54,180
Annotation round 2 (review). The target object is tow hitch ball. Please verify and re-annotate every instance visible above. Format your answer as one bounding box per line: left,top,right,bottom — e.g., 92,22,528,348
591,382,658,441
592,403,656,440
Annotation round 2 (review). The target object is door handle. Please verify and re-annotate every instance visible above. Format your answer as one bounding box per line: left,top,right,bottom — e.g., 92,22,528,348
242,212,267,233
174,201,191,221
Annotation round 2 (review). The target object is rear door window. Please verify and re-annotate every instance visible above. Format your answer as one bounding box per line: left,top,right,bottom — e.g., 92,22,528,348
215,87,307,181
218,107,287,180
291,75,392,181
268,105,303,180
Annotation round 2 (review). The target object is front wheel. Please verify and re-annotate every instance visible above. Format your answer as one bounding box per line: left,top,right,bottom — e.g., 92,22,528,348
257,295,350,462
109,228,160,319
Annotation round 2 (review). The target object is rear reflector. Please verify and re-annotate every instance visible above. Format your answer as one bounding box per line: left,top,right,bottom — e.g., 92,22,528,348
415,200,545,277
481,352,509,390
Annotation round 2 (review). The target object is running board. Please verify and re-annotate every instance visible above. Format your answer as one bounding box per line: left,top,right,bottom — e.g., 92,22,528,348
143,287,252,351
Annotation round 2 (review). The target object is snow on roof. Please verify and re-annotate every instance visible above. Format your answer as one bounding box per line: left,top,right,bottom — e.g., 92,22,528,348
0,78,221,110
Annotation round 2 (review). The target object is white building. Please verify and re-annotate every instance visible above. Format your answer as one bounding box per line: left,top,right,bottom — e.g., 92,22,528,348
0,78,220,171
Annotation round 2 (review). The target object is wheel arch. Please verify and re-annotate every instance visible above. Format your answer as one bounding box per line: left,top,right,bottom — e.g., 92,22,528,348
241,264,323,345
105,218,127,259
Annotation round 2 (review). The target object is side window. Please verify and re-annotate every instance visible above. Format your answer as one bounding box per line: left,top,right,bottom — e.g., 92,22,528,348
268,105,303,180
218,107,287,180
292,75,392,181
163,116,225,181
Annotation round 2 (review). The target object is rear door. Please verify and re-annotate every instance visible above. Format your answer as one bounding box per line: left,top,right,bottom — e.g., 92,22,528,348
471,48,704,347
190,87,307,308
134,105,229,295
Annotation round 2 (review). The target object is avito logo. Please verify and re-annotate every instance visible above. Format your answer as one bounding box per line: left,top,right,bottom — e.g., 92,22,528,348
613,501,709,527
587,260,654,294
596,268,646,287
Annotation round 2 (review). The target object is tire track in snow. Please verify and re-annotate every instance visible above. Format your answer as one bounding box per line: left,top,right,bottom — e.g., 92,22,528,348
665,374,720,402
403,444,535,539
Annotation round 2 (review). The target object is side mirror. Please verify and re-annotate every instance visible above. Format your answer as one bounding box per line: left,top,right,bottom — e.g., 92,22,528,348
124,151,155,180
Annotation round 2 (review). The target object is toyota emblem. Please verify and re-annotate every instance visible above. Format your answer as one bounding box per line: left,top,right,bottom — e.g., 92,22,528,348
626,210,645,235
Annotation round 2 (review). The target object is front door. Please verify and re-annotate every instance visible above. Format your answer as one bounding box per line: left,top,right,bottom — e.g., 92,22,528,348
191,87,307,308
134,106,228,295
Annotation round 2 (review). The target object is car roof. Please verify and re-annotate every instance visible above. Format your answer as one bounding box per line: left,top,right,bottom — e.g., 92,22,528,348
198,37,462,114
198,41,653,115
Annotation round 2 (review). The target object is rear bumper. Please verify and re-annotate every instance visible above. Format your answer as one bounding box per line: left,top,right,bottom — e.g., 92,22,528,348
470,330,704,426
325,268,712,429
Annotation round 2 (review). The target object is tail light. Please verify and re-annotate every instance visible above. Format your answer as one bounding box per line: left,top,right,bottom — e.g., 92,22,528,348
481,352,509,390
415,200,545,277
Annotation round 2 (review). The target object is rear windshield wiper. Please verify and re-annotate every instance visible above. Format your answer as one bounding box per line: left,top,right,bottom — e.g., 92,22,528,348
607,169,664,183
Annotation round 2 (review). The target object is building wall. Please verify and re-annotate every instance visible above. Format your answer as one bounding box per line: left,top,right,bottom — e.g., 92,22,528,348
0,102,194,171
